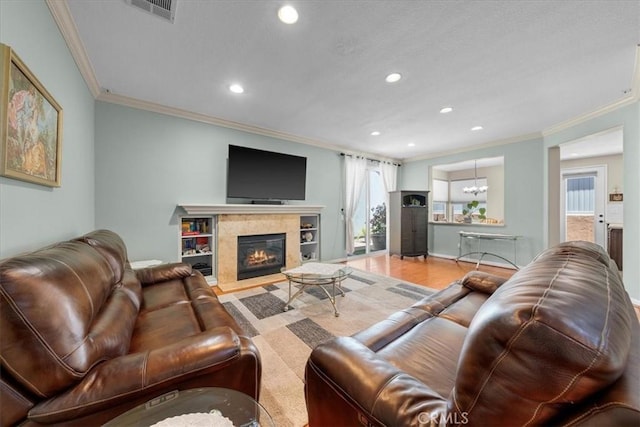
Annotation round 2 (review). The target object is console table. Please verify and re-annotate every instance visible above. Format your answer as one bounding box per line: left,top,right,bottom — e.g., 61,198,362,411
456,231,521,270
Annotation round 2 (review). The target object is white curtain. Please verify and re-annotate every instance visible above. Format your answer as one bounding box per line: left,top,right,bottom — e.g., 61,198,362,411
379,162,398,249
344,156,368,255
379,161,398,196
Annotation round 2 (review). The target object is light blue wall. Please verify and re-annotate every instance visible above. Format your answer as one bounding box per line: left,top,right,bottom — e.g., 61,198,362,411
544,102,639,300
95,102,346,263
2,2,637,303
401,137,545,267
402,102,639,300
0,0,95,257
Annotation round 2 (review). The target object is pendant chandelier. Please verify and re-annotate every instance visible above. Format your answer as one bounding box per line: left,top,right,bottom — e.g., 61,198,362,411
463,160,488,196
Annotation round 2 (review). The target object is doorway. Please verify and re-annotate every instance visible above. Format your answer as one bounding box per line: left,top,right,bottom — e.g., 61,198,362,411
556,127,623,251
351,164,387,256
560,166,606,247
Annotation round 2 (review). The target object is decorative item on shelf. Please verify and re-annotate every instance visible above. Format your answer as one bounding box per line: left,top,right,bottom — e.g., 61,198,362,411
463,160,488,196
462,200,486,223
301,223,314,229
303,231,313,242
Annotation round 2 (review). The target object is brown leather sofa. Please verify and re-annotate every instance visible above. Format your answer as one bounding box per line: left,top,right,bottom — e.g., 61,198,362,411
306,241,639,426
1,230,261,426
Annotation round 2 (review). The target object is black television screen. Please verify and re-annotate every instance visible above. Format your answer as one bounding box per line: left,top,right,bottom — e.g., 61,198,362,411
227,145,307,201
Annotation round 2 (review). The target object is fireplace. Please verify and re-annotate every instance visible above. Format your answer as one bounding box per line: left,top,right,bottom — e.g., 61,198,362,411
237,233,286,280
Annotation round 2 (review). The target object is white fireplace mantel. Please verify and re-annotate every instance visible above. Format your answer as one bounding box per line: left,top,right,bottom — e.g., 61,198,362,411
178,204,325,215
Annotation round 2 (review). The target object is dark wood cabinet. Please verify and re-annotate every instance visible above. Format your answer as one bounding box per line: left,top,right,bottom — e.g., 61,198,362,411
608,225,622,270
389,191,429,258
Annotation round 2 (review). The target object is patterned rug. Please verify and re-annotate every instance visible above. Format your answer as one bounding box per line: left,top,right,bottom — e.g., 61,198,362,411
218,269,437,427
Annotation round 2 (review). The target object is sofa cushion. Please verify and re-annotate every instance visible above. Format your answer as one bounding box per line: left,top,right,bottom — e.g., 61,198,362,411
0,239,139,397
451,241,634,425
75,229,129,283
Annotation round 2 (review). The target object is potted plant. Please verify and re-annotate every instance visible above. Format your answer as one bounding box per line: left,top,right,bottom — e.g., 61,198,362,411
370,203,387,250
462,200,486,223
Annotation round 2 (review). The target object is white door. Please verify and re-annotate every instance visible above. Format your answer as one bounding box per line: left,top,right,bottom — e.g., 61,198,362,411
560,166,606,248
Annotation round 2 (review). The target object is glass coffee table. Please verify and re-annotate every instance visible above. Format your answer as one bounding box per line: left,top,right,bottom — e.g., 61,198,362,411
104,388,273,427
282,262,352,317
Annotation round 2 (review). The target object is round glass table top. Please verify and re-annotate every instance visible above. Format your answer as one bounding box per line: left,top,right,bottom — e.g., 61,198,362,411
104,388,273,427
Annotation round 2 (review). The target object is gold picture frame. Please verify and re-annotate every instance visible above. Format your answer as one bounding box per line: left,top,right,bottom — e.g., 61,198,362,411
0,43,63,187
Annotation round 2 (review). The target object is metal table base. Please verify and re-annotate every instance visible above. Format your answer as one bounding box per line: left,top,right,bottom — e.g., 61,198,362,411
455,231,521,270
282,263,351,317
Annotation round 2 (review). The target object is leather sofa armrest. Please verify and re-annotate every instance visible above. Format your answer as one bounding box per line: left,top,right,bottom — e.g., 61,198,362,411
307,336,448,426
29,327,241,424
135,262,193,285
460,270,509,294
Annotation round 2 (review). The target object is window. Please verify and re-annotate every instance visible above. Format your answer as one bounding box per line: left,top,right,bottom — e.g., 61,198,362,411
566,176,595,214
432,179,448,221
430,156,504,224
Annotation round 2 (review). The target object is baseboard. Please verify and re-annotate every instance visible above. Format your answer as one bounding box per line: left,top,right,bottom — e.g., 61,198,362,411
429,252,519,270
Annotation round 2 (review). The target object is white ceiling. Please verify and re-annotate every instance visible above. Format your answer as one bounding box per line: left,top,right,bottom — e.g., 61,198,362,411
559,127,624,160
62,0,640,161
432,156,504,172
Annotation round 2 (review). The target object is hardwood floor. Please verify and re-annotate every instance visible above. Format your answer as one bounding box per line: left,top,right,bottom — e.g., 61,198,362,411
344,253,640,320
344,254,515,290
215,253,639,319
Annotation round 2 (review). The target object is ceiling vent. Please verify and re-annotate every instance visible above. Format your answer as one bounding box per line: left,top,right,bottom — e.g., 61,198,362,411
125,0,176,23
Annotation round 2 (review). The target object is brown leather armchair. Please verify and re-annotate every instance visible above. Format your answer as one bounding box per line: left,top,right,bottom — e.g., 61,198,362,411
1,230,261,426
306,241,639,426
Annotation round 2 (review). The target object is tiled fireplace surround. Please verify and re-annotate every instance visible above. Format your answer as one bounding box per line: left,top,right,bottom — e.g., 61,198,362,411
218,213,299,285
179,204,324,292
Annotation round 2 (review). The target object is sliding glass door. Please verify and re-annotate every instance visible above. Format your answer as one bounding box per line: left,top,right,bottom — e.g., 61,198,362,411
351,164,386,256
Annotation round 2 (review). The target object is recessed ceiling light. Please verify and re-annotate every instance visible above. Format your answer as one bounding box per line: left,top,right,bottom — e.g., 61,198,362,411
440,107,453,114
278,5,298,24
408,143,415,147
471,126,483,131
370,131,381,136
385,72,402,83
229,84,244,94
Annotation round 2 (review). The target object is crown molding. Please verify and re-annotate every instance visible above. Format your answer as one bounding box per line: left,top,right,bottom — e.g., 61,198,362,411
543,44,640,137
46,0,101,97
49,2,639,161
96,91,350,152
403,132,543,163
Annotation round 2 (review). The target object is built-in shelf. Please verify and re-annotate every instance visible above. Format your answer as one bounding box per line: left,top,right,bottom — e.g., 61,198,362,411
300,215,320,262
182,252,213,259
179,216,215,280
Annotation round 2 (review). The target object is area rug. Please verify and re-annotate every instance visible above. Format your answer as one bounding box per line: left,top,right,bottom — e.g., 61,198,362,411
217,269,437,427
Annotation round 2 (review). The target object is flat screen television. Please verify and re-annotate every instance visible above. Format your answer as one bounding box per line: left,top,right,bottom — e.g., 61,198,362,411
227,145,307,201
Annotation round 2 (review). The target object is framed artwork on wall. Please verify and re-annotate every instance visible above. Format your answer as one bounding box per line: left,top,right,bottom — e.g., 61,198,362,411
0,43,63,187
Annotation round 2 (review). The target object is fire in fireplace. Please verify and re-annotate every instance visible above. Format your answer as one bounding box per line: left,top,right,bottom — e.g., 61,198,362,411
237,233,286,280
